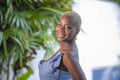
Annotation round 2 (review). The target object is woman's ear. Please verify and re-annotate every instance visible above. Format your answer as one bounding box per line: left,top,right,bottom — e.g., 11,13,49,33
76,29,80,35
75,29,80,40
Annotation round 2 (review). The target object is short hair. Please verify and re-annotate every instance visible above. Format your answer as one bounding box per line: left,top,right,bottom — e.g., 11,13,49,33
61,11,82,30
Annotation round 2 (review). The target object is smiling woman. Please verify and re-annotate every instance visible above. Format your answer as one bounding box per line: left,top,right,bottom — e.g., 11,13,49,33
38,11,87,80
55,12,81,42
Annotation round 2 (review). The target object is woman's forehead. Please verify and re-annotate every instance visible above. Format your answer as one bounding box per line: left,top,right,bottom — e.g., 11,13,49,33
59,15,72,23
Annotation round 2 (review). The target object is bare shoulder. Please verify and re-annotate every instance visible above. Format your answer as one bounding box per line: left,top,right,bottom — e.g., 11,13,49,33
61,51,76,56
61,51,87,80
61,51,74,61
61,51,71,55
61,51,79,62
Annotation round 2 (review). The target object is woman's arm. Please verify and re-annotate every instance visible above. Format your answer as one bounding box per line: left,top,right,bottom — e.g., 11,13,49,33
63,52,87,80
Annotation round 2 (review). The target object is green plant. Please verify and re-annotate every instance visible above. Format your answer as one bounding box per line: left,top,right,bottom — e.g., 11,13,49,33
0,0,73,80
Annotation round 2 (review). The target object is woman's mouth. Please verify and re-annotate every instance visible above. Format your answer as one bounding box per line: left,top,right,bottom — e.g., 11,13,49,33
57,33,65,38
58,34,64,38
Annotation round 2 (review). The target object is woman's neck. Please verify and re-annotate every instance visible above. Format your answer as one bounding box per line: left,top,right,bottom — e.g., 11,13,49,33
59,41,76,52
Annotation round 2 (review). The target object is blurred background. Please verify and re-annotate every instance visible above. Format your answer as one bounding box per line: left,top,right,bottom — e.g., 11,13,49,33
0,0,120,80
73,0,120,80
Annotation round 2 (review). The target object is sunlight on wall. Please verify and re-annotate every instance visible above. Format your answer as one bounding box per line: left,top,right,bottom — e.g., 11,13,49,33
73,1,120,80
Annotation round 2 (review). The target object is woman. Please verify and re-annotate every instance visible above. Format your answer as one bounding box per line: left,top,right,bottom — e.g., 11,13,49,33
38,11,87,80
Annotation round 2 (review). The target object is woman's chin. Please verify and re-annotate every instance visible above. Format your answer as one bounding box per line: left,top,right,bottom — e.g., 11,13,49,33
57,38,66,42
58,39,64,42
57,36,70,42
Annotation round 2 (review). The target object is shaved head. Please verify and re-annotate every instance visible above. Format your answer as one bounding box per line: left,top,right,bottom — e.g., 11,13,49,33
61,11,82,30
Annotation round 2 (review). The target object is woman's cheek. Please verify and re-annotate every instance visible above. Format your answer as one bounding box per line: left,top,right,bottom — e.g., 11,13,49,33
55,27,59,34
67,30,71,36
55,27,58,32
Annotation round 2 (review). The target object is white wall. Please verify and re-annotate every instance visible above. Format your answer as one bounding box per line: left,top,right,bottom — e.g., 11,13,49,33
73,1,120,80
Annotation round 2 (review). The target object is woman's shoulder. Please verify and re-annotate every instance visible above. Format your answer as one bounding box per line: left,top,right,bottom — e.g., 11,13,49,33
60,50,78,56
60,50,79,62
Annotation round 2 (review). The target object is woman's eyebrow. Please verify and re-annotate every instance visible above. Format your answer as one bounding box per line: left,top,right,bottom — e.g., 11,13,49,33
57,23,71,25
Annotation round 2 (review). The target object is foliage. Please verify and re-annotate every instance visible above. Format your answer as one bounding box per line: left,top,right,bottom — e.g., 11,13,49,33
111,0,120,5
0,0,73,80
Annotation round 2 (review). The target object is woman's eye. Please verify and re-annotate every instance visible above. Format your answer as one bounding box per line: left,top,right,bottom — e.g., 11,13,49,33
67,26,72,29
57,24,61,27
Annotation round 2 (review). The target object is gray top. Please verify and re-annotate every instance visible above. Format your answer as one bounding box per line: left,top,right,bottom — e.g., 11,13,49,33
38,52,72,80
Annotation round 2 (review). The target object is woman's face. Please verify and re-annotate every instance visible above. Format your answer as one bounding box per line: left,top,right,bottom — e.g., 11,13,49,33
55,15,77,42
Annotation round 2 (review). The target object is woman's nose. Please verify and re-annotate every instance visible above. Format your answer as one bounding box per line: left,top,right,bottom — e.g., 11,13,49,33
59,26,65,32
56,25,65,32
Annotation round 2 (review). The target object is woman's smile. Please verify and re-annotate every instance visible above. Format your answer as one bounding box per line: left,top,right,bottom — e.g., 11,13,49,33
58,34,65,38
56,32,66,40
57,31,65,37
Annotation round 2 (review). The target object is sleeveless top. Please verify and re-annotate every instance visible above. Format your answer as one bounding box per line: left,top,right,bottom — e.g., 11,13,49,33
38,52,72,80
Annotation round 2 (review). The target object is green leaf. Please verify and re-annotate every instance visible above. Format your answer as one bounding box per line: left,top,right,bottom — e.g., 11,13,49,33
3,28,18,39
0,10,3,23
3,38,7,57
10,36,24,53
40,7,63,15
5,1,13,20
17,66,33,80
0,32,3,45
19,51,23,67
24,0,35,9
7,0,12,6
17,71,31,80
